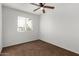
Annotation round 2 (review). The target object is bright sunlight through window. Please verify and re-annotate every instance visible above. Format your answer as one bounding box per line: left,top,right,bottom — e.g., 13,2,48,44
17,16,33,32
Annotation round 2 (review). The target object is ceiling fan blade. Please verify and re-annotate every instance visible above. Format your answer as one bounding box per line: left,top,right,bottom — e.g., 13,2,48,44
33,7,40,12
30,3,39,6
42,9,45,13
44,6,55,9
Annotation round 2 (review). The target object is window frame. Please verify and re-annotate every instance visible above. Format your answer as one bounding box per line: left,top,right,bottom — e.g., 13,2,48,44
17,16,33,32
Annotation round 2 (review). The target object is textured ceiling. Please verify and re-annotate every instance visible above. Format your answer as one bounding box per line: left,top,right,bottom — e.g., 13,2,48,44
2,3,56,15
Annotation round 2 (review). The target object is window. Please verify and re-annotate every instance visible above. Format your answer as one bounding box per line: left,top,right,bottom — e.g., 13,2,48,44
17,16,33,32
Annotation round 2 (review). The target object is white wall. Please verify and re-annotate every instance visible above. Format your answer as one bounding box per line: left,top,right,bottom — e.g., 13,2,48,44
0,4,2,52
2,3,79,54
40,3,79,54
2,6,40,47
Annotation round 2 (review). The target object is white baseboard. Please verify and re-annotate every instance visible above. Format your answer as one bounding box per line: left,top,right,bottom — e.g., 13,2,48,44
3,39,38,48
40,39,79,54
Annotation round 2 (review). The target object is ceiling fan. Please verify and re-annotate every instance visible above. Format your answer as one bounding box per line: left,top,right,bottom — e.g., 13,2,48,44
30,3,55,13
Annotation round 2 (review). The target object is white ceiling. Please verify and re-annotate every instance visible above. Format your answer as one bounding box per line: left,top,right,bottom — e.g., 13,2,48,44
2,3,56,15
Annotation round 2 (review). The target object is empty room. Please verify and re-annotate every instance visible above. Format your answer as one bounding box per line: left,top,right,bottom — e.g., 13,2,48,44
0,3,79,56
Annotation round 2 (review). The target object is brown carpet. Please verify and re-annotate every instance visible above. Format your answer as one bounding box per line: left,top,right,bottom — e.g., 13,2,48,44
1,40,79,56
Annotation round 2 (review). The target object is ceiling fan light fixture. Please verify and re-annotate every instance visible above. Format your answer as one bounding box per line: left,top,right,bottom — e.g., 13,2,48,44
31,3,55,13
40,7,44,10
